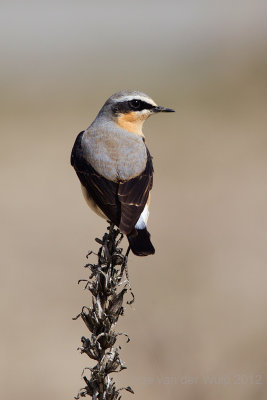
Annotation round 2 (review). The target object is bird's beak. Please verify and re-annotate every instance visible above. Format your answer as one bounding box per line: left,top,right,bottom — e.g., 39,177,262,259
152,106,175,113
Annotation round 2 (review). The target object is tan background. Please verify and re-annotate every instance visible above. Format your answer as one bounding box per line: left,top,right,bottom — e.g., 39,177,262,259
1,1,267,399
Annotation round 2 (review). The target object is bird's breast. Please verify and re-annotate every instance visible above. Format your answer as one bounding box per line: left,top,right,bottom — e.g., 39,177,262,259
82,127,147,182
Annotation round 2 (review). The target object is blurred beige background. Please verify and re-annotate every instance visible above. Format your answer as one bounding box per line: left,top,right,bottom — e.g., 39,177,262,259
1,1,267,399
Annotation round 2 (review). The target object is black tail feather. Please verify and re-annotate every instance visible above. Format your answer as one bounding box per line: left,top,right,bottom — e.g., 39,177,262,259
127,228,155,256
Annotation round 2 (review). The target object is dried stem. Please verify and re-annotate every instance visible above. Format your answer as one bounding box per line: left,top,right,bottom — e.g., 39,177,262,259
74,224,134,399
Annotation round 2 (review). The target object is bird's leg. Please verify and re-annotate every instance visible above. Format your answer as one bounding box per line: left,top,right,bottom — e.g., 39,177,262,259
107,221,116,259
107,221,115,234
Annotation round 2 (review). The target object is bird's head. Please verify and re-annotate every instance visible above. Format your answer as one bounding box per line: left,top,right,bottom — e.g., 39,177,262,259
99,90,175,136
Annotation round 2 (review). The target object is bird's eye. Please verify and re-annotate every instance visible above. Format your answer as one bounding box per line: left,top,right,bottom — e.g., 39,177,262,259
129,99,141,110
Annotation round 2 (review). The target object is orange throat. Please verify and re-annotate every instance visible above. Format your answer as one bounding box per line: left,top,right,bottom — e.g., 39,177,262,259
116,112,145,137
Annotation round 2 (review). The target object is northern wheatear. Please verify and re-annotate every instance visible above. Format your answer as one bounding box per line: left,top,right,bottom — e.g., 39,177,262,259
71,90,174,256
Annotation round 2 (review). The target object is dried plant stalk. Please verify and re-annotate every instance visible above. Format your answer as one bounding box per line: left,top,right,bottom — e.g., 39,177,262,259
74,224,134,400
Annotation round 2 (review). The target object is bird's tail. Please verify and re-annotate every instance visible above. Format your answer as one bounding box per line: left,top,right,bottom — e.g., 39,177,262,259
127,228,155,256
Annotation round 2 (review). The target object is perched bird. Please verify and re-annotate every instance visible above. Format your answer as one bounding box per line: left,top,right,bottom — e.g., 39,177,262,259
71,90,174,256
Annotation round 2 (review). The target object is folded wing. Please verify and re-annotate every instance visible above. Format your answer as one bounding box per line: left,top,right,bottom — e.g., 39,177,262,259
71,131,153,235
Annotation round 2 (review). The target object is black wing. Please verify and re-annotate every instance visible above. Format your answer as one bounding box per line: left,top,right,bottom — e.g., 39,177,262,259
71,131,121,225
118,153,153,234
71,131,153,235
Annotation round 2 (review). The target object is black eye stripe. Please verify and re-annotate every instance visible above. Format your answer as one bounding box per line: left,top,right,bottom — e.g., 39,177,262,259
112,100,155,114
130,99,141,108
129,100,154,111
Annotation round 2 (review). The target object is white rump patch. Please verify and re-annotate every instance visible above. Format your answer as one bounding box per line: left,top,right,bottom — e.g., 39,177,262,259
135,204,149,229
